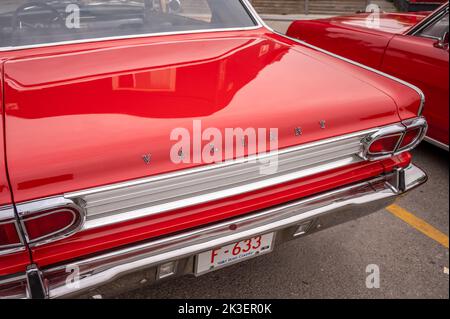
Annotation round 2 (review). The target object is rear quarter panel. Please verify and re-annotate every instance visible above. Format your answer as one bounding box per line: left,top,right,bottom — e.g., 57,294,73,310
0,61,30,276
0,62,10,206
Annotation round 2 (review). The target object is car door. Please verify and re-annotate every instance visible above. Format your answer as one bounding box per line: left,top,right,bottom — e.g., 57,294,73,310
381,7,449,147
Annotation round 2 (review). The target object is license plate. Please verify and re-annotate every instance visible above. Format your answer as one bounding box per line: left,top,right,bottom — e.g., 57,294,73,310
195,233,274,275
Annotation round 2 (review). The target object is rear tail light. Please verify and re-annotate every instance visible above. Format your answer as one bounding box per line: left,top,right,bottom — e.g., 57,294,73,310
1,199,84,254
368,133,403,154
0,220,22,248
363,117,427,160
22,209,80,243
17,198,85,247
398,127,422,151
0,207,24,254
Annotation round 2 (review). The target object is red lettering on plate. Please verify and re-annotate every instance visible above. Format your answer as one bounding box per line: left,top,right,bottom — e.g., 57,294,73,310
211,248,220,263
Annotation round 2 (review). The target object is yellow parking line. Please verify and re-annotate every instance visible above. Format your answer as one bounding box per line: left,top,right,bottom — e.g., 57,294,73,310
387,204,449,249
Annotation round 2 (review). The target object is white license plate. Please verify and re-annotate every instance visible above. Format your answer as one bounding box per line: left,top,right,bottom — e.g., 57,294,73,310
195,233,274,275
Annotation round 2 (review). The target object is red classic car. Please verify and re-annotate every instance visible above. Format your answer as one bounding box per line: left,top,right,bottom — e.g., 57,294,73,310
0,0,428,299
287,3,449,150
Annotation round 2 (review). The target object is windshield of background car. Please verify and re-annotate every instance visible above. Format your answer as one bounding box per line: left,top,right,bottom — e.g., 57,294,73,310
0,0,257,49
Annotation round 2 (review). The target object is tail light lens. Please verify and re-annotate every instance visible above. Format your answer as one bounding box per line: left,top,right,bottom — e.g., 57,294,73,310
368,133,403,154
363,117,427,160
398,127,422,151
0,207,24,254
22,209,79,243
1,199,84,253
17,198,85,246
0,221,22,248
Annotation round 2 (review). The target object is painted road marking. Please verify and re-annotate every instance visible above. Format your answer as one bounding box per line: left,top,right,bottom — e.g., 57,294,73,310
387,204,449,249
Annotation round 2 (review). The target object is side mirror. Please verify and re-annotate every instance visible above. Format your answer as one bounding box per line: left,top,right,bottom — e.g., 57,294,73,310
434,32,449,50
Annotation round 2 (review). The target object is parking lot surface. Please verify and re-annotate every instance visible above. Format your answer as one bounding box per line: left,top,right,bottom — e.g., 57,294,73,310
118,142,448,299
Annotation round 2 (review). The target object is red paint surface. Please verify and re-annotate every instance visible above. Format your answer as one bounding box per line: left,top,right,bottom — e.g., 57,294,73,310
286,12,428,68
0,62,31,276
0,251,31,276
383,35,449,145
3,28,418,204
0,62,11,206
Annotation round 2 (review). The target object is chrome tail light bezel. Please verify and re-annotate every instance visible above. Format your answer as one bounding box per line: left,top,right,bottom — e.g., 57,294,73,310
16,198,86,248
397,117,429,152
361,117,428,161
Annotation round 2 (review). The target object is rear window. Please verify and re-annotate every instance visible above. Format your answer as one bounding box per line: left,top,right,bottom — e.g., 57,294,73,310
0,0,257,49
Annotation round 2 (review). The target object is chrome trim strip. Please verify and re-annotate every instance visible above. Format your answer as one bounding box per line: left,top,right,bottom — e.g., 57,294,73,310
424,136,450,151
397,117,428,152
0,0,263,52
41,164,427,299
0,273,29,299
254,15,427,116
0,205,15,221
67,127,378,230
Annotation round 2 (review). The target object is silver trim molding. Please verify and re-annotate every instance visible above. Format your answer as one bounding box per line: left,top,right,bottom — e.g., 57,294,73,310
68,127,377,229
16,198,86,247
424,136,450,151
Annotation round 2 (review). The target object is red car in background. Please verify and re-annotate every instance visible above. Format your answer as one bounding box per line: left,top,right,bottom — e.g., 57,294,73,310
287,2,449,150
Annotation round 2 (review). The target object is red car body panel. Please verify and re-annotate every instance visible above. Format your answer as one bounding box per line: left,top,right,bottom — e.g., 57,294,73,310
0,28,423,271
383,35,449,145
287,7,449,148
0,62,10,207
0,62,31,276
3,29,419,205
286,13,428,68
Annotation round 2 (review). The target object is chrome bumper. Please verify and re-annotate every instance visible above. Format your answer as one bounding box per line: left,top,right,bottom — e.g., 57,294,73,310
0,165,427,299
